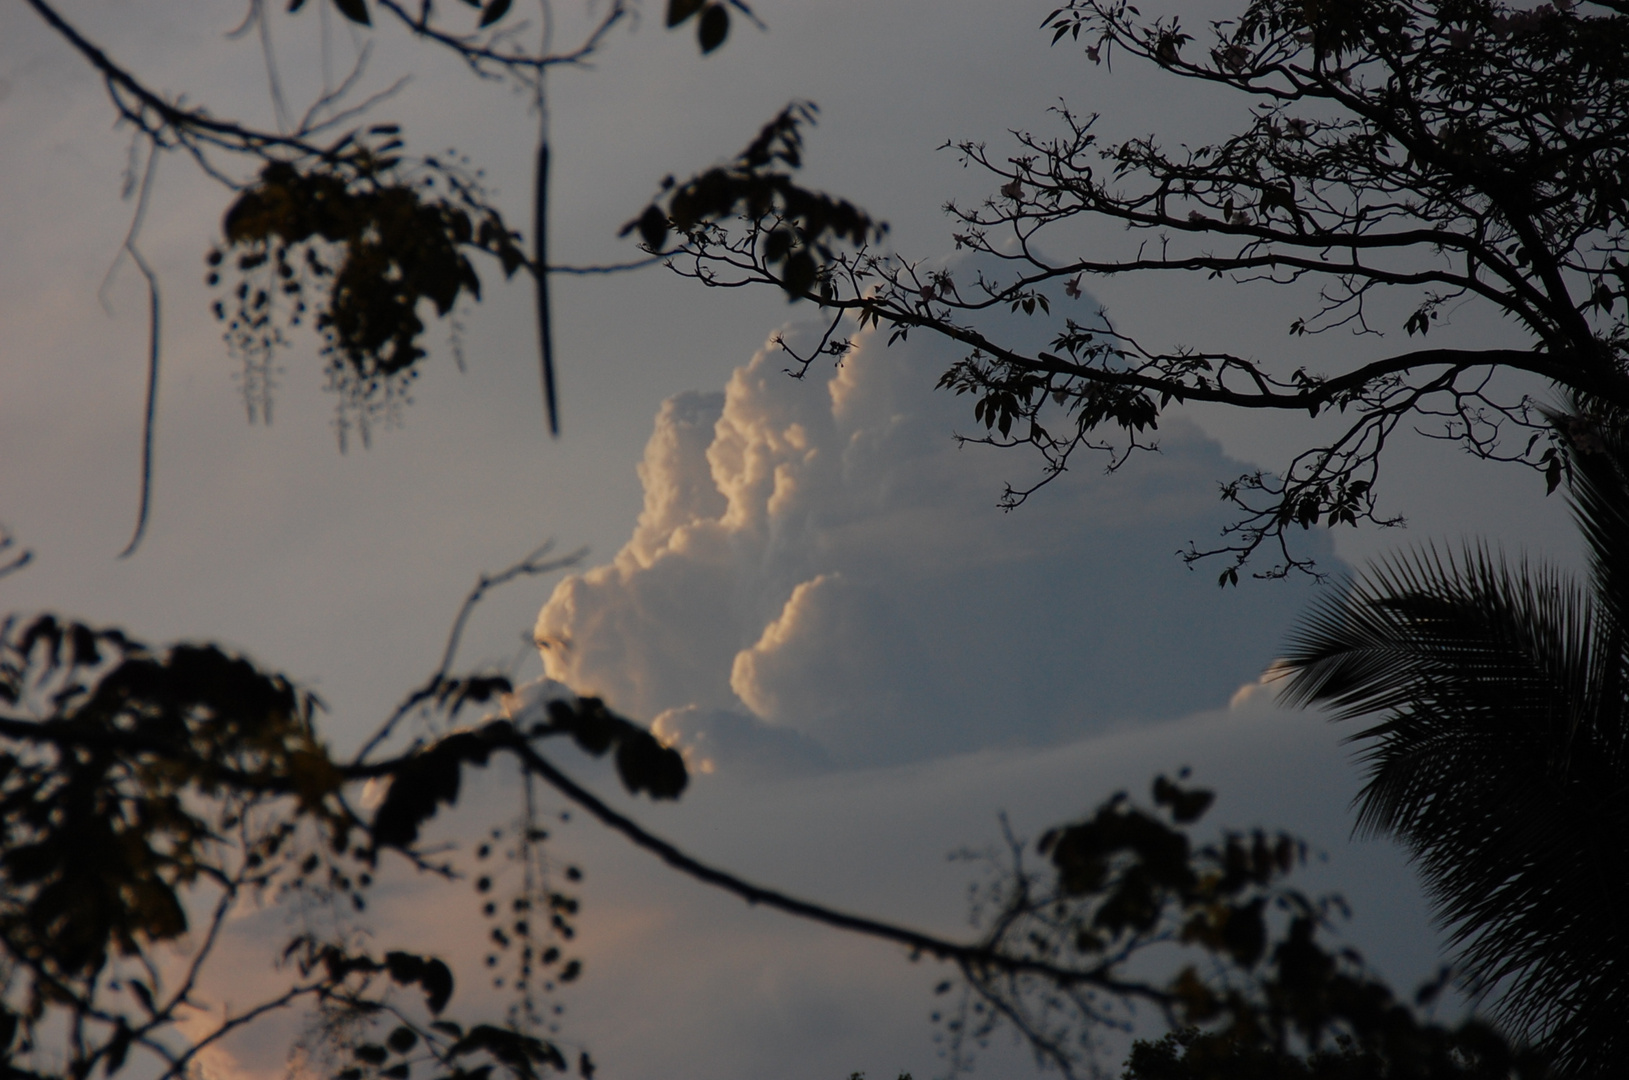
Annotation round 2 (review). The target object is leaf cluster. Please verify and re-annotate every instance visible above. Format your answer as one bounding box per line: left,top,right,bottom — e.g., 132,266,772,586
0,615,363,1072
291,938,584,1080
0,616,335,975
939,773,1547,1080
369,699,686,851
212,139,527,444
0,599,688,1079
625,102,886,299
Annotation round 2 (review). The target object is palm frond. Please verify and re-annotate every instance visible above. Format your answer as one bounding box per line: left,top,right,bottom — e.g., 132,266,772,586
1561,395,1629,645
1277,541,1629,1074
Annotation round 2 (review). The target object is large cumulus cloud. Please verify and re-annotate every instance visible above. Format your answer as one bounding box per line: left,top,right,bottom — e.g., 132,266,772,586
536,313,1333,768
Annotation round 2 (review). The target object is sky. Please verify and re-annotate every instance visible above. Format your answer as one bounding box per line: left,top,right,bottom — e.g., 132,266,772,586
0,1,1587,1078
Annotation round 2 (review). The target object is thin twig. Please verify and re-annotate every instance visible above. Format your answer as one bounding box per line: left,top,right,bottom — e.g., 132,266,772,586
535,131,558,435
353,541,584,764
548,255,663,275
115,145,164,560
0,526,32,581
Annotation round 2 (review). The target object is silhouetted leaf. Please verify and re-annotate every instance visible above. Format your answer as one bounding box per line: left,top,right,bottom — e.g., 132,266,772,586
1219,897,1266,968
371,750,462,849
614,733,687,800
356,1044,390,1065
697,4,729,53
479,0,511,27
105,1021,133,1076
372,730,501,848
782,249,816,296
666,0,703,27
1152,774,1214,824
634,206,669,251
385,951,455,1013
451,1025,567,1074
540,698,687,800
331,0,370,24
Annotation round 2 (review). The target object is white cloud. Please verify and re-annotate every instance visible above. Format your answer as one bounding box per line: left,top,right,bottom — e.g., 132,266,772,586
651,704,834,778
535,308,1335,768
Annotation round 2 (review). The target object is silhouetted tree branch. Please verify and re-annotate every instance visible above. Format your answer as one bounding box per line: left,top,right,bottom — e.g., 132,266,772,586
642,0,1629,580
0,545,1546,1079
23,0,754,549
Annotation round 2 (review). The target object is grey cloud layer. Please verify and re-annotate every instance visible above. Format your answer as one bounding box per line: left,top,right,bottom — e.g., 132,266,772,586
535,318,1334,768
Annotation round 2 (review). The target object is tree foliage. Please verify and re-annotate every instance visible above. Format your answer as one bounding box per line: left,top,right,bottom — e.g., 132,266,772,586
623,102,885,299
928,772,1544,1080
212,142,531,446
0,558,697,1078
644,0,1629,579
1275,403,1629,1075
20,0,749,551
11,0,1607,1075
0,615,1547,1080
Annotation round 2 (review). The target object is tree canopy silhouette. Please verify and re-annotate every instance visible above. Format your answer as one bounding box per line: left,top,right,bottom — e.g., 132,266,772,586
0,542,691,1079
6,0,1599,1075
637,0,1629,579
0,613,1545,1079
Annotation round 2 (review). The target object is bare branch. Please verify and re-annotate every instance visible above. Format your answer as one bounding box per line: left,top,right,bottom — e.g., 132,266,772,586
354,540,584,764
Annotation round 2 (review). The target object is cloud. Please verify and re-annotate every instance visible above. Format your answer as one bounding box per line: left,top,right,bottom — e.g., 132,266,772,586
502,674,833,779
535,308,1335,768
651,704,834,778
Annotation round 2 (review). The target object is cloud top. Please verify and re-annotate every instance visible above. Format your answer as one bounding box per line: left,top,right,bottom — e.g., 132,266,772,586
536,316,1332,768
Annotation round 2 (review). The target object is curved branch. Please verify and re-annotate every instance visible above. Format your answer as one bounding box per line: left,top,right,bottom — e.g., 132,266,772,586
24,0,331,158
373,0,630,73
499,731,1169,1004
353,540,585,765
115,146,163,560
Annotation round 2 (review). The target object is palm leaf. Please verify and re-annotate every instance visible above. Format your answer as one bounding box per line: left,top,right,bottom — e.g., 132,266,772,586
1562,397,1629,652
1278,534,1629,1074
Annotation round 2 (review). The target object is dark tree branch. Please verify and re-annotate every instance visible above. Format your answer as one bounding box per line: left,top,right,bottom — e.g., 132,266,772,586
536,136,558,436
496,729,1170,1006
651,1,1629,577
113,145,163,560
24,0,333,158
354,540,583,765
